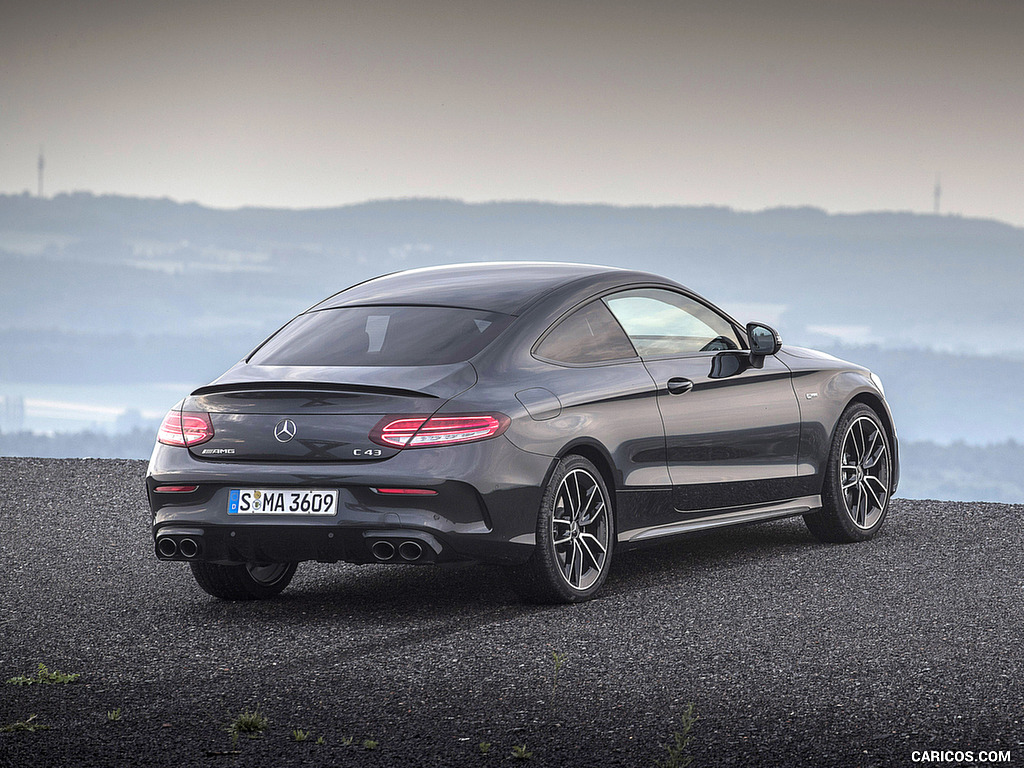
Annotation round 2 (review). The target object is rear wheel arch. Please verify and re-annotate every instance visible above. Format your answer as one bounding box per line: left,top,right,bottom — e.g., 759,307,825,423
513,451,615,603
556,441,618,532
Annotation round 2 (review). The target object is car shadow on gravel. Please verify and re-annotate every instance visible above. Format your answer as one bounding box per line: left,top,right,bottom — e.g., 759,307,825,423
166,504,915,655
180,515,825,623
603,515,820,592
179,559,537,627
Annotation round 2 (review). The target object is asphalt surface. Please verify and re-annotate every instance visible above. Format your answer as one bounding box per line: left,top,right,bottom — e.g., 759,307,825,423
0,457,1021,768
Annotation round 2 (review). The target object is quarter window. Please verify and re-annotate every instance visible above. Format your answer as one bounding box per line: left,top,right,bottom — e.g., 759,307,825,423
535,301,637,364
604,289,742,357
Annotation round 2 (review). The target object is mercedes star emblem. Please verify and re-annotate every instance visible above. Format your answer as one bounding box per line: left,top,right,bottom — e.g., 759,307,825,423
274,419,297,443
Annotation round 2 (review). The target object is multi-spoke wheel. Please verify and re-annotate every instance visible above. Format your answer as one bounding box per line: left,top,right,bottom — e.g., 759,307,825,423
513,454,614,603
550,467,611,592
190,560,298,600
839,414,891,529
805,403,892,543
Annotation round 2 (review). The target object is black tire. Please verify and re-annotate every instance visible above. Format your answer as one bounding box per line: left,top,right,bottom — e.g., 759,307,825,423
189,561,298,600
804,403,893,543
513,455,614,604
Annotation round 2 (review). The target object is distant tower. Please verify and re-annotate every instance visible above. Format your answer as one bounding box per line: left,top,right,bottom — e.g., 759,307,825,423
37,148,45,198
933,174,941,215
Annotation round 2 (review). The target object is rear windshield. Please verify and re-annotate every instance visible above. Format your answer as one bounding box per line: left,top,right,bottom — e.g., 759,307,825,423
248,306,513,367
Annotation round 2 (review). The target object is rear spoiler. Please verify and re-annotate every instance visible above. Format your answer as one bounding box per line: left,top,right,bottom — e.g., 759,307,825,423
190,381,438,400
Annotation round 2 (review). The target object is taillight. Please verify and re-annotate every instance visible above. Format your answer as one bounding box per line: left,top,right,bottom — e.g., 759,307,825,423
157,410,215,447
372,488,438,496
370,413,510,448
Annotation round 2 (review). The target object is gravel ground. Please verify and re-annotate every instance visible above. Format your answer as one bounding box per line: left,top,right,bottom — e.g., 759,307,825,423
0,457,1021,768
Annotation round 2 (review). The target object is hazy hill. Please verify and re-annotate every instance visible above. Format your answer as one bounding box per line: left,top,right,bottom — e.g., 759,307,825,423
1,192,1022,501
3,192,1023,354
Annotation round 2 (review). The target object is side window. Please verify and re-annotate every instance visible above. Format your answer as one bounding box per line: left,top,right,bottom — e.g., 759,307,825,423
535,300,638,364
604,289,742,357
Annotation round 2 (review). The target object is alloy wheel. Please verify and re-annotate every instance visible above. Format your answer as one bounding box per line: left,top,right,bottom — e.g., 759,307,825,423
840,415,891,529
550,468,610,591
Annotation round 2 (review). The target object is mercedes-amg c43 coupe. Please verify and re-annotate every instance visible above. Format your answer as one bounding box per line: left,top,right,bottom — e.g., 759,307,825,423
148,262,898,603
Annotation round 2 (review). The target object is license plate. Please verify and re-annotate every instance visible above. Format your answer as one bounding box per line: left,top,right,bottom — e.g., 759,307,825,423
228,489,338,516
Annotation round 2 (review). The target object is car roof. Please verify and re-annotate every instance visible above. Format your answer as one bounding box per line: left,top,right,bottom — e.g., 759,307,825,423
309,262,631,315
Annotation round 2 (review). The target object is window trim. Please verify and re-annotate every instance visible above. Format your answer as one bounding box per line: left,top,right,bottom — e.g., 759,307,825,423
601,286,748,361
531,282,749,368
531,298,641,368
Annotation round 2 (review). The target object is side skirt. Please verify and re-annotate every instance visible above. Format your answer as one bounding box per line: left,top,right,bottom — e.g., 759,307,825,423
617,494,820,543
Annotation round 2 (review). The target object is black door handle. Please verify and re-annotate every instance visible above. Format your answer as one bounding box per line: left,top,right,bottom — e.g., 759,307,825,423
667,377,694,395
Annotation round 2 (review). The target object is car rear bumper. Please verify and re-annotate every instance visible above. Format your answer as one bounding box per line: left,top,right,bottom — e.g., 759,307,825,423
154,523,464,565
147,436,552,566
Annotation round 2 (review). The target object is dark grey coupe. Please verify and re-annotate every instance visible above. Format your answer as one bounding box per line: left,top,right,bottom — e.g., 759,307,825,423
148,262,898,603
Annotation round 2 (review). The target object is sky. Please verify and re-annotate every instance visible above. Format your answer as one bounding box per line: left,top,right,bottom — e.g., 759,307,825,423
2,0,1023,224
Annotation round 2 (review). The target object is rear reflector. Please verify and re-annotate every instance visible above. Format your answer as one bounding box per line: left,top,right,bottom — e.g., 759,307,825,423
370,413,510,448
157,410,215,447
372,487,438,496
154,485,199,493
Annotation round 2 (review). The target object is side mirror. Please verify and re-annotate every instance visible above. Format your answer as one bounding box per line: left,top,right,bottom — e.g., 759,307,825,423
746,322,782,367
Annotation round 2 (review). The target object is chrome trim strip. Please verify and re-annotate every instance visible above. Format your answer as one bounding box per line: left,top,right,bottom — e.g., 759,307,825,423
617,494,821,543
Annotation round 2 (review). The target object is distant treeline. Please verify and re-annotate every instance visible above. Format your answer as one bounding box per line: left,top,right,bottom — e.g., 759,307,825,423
2,429,1021,504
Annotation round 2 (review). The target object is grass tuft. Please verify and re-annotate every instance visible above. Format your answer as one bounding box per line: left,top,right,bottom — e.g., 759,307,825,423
6,663,80,686
654,702,698,768
0,714,50,733
550,651,567,693
227,708,269,742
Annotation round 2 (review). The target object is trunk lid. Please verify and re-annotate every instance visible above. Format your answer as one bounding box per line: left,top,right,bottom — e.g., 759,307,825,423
183,362,476,462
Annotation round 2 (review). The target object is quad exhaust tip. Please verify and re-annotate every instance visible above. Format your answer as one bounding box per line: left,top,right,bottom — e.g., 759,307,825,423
398,540,423,561
157,536,200,559
371,540,396,561
157,537,177,558
370,539,425,562
178,538,199,558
